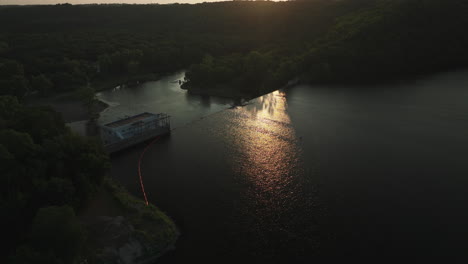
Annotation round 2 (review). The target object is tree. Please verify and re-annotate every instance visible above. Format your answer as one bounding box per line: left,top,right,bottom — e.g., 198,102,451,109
12,206,86,264
0,96,21,125
0,61,29,98
127,60,140,75
0,41,8,54
30,75,53,96
0,60,23,79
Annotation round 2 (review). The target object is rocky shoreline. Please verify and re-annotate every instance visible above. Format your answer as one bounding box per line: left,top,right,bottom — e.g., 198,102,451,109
80,179,179,264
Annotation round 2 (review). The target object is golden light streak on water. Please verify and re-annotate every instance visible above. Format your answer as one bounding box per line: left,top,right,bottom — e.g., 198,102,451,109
220,90,313,253
234,90,300,195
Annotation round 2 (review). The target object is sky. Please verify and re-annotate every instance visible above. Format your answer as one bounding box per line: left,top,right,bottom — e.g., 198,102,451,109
0,0,224,4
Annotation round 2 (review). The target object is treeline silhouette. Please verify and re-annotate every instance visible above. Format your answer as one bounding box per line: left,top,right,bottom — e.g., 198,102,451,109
302,0,468,83
0,0,374,98
1,1,467,99
185,0,468,95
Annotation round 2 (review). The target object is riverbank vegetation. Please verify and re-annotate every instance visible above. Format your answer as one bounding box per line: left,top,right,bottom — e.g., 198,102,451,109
184,0,468,96
0,96,178,263
1,0,466,100
0,0,467,261
0,95,108,262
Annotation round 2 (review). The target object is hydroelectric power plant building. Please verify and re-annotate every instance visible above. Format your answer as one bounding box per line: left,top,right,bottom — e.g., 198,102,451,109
100,112,170,153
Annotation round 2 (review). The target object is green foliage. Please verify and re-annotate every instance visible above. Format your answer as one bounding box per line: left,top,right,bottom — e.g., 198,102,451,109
0,1,466,98
0,60,29,98
0,96,109,259
31,206,85,263
104,179,179,253
76,85,96,107
299,0,468,83
0,0,371,97
0,95,21,121
1,0,466,261
30,74,53,96
1,104,66,143
10,245,62,264
184,50,293,96
11,206,86,264
99,49,144,75
0,60,23,77
0,41,8,54
183,0,468,92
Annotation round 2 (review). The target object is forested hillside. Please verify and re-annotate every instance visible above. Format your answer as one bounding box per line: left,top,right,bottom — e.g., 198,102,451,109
1,0,468,262
185,0,468,94
1,1,467,99
0,0,373,98
301,0,468,83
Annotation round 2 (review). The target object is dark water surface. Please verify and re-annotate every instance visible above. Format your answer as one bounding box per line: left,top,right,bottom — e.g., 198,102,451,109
109,70,468,262
96,71,233,127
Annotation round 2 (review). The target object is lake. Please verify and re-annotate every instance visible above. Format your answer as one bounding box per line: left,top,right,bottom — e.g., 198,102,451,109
96,71,233,128
108,70,468,262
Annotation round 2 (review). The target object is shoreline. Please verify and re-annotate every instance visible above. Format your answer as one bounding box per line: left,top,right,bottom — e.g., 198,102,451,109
25,91,110,124
79,178,179,264
26,74,182,263
26,72,167,124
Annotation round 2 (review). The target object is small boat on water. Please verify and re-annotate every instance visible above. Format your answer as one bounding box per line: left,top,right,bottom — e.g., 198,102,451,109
100,112,171,153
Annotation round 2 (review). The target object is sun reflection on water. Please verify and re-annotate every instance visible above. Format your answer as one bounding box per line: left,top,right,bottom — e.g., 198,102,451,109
234,90,299,189
222,90,318,256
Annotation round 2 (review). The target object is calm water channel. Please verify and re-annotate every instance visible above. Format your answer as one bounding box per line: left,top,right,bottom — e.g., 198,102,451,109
106,70,468,262
96,71,233,127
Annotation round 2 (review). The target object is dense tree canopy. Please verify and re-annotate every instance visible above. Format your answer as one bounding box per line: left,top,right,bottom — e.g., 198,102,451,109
1,1,465,98
0,0,375,97
11,206,86,264
0,96,109,262
0,0,467,262
299,0,468,83
184,0,468,95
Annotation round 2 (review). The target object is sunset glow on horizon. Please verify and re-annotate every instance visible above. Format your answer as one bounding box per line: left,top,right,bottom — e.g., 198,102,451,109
0,0,252,5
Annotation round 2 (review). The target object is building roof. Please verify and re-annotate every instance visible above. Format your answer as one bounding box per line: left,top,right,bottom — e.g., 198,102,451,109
104,112,156,128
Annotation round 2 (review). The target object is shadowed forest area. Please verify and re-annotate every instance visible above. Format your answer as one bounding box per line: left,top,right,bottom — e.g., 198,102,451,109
1,0,468,263
1,0,466,99
1,95,179,263
0,95,111,263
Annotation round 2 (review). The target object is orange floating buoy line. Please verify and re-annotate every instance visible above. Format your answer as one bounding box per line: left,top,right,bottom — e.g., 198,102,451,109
137,136,161,206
